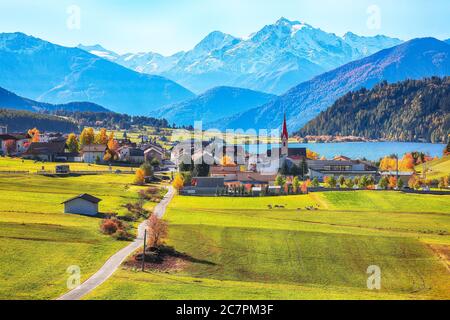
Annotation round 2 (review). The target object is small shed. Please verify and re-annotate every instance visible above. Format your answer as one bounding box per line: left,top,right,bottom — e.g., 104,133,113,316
62,194,102,216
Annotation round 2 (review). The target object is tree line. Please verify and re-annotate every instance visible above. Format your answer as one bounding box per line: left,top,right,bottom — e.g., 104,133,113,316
0,109,78,133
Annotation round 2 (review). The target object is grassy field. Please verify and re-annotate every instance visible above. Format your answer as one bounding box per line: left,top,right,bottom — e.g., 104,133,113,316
0,157,134,173
87,191,450,300
0,172,146,300
415,156,450,180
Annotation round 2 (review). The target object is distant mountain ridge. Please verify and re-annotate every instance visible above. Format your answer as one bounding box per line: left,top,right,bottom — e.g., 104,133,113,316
154,86,276,127
298,77,450,143
79,17,403,94
0,86,110,113
0,32,195,115
216,38,450,132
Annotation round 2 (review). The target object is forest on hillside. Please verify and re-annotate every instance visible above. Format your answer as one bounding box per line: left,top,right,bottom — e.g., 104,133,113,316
0,109,78,133
298,77,450,143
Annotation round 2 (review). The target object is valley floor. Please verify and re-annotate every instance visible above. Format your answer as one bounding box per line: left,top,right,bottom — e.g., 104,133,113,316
86,192,450,300
0,173,146,300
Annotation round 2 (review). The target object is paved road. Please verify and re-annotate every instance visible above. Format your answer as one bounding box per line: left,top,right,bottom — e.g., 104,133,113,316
57,186,176,301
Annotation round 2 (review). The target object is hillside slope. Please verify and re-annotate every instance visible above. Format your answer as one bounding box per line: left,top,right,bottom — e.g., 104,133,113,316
0,109,78,133
218,38,450,131
0,87,110,113
155,86,276,127
298,77,450,143
0,33,194,115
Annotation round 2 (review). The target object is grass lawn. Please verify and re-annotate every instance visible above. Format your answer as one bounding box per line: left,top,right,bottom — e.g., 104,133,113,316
0,172,146,300
415,156,450,180
0,157,134,173
86,191,450,300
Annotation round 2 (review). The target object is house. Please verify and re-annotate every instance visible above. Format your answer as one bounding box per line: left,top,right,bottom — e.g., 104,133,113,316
210,165,240,181
118,146,145,164
23,141,67,161
81,144,107,163
181,177,225,196
308,159,379,181
62,194,102,216
0,133,31,155
143,144,165,163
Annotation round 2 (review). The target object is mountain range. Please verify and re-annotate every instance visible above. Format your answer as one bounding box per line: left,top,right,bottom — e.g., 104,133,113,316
79,18,403,95
154,86,276,127
0,32,194,115
215,38,450,131
0,86,110,113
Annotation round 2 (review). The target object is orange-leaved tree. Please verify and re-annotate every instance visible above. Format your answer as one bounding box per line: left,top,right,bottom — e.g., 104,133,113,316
134,169,145,186
147,215,168,248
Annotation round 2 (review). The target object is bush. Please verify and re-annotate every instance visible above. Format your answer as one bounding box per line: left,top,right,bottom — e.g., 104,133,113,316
113,229,133,241
100,218,132,240
100,219,119,235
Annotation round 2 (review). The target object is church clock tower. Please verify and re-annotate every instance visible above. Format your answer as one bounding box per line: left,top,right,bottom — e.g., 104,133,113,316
281,114,289,157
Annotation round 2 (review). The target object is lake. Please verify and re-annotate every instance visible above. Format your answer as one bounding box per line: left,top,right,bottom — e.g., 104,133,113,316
244,142,445,161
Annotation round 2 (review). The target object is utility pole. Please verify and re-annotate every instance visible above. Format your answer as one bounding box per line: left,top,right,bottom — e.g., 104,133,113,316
396,154,399,184
142,229,147,272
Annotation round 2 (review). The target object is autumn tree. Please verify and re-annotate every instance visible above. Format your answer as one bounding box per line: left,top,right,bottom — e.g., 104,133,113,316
104,132,120,161
66,133,79,153
134,169,145,185
388,176,398,189
306,149,319,160
172,174,185,193
80,127,95,146
28,128,40,142
221,155,236,167
95,128,109,145
301,180,309,194
147,215,168,248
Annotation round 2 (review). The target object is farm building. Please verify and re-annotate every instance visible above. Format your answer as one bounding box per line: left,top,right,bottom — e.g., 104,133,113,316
81,145,107,163
23,141,66,161
62,194,102,216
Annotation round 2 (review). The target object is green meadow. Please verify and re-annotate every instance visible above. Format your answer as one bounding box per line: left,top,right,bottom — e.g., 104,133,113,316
415,155,450,180
87,192,450,300
0,173,144,300
0,157,132,173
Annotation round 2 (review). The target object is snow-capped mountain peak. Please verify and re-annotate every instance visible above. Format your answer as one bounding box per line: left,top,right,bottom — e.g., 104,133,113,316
79,17,405,94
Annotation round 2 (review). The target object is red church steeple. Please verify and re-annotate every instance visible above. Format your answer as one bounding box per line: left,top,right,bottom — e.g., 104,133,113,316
281,114,289,157
281,114,289,140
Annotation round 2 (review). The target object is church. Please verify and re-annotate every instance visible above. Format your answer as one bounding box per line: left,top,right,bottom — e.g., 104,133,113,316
267,115,307,166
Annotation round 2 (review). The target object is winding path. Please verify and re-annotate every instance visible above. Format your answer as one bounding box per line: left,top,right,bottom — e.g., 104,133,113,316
57,186,175,301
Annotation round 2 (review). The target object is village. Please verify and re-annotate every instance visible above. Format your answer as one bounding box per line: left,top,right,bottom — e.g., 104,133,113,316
1,116,448,198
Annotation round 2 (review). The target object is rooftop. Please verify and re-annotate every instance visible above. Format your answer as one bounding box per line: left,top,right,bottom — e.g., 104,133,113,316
62,194,102,204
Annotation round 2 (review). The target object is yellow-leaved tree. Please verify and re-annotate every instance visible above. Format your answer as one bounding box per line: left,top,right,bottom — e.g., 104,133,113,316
172,174,185,193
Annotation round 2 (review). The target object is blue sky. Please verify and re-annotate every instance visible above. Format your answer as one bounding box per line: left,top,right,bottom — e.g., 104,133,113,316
0,0,449,55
